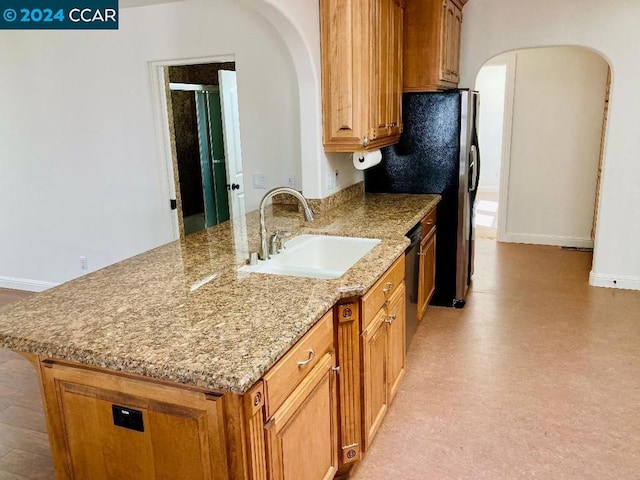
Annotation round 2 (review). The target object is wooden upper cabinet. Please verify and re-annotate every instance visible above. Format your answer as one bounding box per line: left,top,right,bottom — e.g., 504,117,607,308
321,0,404,152
404,0,463,91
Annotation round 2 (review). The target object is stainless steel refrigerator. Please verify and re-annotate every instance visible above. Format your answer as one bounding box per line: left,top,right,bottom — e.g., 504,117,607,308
365,89,480,308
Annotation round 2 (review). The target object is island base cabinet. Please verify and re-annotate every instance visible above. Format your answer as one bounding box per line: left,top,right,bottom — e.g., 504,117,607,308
38,360,230,480
265,351,338,480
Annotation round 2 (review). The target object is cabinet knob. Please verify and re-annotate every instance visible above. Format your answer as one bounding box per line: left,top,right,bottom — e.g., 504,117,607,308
362,136,369,147
382,281,394,294
385,313,397,325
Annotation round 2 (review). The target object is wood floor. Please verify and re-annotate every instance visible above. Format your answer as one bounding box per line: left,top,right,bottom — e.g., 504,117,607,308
1,240,639,478
0,290,55,479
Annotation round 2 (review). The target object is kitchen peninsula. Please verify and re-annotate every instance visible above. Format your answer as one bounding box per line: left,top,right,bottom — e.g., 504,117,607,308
0,191,439,479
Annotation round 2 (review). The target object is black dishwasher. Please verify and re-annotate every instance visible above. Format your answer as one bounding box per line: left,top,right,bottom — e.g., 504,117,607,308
405,223,422,350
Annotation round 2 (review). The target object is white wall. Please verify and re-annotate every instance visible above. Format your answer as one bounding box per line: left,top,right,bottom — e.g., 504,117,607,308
499,47,608,247
475,64,507,192
239,0,363,200
0,0,301,288
460,0,640,290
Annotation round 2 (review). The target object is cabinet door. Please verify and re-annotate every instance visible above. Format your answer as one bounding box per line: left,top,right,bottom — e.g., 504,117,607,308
388,0,404,136
418,229,437,320
362,308,388,450
450,2,462,83
320,0,370,149
40,362,229,480
386,283,406,402
438,0,452,82
370,0,392,141
266,352,338,480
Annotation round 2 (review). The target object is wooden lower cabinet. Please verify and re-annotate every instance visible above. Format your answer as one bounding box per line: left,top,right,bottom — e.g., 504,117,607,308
418,228,436,319
334,256,409,474
39,361,230,480
34,310,338,480
361,280,406,452
386,285,406,402
362,308,389,448
29,264,412,480
265,352,338,480
418,209,437,320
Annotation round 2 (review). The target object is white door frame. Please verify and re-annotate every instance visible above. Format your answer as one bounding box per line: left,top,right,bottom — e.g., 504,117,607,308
495,53,517,242
149,55,235,241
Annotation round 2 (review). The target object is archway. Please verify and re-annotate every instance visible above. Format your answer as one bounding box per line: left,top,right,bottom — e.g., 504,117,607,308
473,46,610,276
238,0,324,199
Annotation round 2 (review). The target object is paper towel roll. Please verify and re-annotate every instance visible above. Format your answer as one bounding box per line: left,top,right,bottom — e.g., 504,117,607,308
353,149,382,170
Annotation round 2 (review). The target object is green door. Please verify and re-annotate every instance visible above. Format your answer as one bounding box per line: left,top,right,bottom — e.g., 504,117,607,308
206,91,230,224
195,90,230,228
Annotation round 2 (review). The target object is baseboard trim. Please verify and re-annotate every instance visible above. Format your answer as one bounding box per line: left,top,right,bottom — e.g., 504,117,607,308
501,233,594,249
0,276,59,292
589,272,640,291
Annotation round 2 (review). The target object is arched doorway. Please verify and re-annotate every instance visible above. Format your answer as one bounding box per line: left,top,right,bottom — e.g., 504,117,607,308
473,46,610,266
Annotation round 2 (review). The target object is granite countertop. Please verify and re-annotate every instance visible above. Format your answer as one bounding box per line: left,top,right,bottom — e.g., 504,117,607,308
0,193,439,395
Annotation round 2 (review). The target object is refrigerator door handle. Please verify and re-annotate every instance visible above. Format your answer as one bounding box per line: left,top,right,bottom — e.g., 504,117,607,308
469,145,478,192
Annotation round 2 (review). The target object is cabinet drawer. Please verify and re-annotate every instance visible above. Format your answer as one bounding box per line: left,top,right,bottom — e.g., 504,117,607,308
263,310,334,418
421,208,437,239
361,255,405,330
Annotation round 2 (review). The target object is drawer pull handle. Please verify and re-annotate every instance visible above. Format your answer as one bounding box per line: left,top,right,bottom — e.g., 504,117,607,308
297,349,316,367
382,282,394,294
385,313,397,325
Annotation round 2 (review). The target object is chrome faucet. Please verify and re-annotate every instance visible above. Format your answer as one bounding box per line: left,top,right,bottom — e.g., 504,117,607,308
258,187,314,260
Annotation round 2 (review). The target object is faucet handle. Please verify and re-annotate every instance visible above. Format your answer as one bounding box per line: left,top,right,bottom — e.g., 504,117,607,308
269,231,281,256
277,231,291,252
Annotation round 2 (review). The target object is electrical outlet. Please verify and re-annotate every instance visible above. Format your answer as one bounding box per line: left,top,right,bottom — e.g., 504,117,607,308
326,172,336,190
79,256,88,270
287,176,296,188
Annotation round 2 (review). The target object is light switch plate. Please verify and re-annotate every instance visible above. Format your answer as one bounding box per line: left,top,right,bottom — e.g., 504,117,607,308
252,173,267,189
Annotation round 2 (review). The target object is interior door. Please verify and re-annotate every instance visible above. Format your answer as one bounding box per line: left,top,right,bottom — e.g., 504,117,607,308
195,91,218,228
218,70,245,221
206,90,230,224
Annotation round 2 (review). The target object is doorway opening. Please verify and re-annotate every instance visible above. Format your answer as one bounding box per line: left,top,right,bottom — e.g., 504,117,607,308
170,82,230,234
158,60,246,238
473,47,611,261
473,60,510,241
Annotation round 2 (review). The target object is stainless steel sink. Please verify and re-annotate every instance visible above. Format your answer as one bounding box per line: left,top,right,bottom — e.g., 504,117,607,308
240,235,381,279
